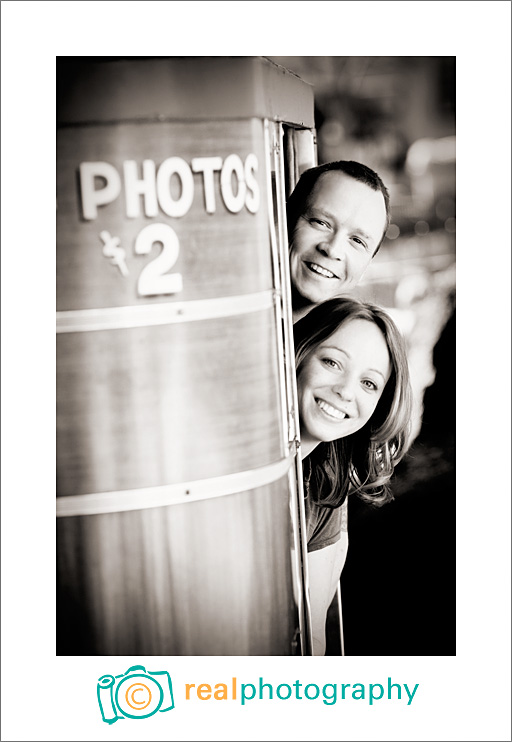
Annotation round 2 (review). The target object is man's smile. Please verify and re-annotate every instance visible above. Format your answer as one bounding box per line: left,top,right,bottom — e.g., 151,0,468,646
305,261,339,279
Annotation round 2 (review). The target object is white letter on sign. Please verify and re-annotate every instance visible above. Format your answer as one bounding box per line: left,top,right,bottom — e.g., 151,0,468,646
79,162,122,220
123,160,158,218
220,154,246,214
244,154,260,214
192,157,222,214
157,158,194,218
135,223,183,296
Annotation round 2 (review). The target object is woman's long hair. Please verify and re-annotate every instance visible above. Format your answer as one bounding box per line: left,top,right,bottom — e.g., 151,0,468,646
294,298,413,507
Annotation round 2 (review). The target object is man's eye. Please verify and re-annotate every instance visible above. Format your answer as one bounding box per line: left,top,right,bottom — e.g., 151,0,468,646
310,218,329,228
352,236,368,249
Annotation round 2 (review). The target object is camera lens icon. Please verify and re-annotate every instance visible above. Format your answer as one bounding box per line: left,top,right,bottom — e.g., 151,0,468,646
97,666,174,723
116,675,162,718
124,682,153,711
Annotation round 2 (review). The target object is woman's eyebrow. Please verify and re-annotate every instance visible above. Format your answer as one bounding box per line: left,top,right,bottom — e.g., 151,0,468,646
322,345,350,357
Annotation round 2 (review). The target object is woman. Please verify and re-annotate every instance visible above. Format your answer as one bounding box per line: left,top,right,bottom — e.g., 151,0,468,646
294,297,413,654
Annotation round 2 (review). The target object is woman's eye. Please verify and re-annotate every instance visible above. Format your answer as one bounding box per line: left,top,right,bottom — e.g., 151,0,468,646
362,379,378,391
322,358,339,369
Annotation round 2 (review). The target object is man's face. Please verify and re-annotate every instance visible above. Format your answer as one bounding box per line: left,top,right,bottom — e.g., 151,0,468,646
289,171,387,305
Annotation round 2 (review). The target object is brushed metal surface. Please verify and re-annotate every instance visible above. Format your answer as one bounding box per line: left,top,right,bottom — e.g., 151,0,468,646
57,476,297,656
57,310,284,497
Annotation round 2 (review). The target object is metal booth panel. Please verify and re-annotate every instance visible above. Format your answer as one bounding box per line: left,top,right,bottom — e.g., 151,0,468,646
56,57,315,656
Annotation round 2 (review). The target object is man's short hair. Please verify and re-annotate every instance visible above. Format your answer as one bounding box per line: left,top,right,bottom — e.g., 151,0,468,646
286,160,391,254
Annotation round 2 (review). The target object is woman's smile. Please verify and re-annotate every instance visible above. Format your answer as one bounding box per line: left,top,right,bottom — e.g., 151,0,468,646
315,397,349,421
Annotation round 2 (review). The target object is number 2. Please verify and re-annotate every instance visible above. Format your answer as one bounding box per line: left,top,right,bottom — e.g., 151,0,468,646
134,223,183,296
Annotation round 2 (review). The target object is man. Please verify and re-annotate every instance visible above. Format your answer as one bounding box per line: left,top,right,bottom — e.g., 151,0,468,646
286,160,391,654
287,160,390,321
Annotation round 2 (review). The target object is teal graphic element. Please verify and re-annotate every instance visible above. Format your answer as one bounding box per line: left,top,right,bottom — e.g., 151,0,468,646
97,665,174,723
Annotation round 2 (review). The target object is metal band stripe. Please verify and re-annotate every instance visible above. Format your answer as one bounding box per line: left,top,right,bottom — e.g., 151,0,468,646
56,290,275,333
56,453,295,517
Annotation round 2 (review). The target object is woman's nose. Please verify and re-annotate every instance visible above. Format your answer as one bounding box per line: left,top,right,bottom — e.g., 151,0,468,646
334,378,355,402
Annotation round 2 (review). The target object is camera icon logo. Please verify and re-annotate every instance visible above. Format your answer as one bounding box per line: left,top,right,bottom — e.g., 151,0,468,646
97,665,174,723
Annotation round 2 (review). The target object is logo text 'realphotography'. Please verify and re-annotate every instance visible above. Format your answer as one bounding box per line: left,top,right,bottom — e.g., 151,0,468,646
184,677,419,706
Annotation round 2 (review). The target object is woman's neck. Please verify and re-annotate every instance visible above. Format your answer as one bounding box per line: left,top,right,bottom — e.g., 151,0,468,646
300,437,319,460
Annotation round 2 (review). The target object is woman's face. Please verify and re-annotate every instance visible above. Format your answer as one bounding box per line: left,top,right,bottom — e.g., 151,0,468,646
297,318,391,452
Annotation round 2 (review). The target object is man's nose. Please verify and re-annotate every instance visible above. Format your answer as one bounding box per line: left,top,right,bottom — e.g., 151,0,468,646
316,232,346,261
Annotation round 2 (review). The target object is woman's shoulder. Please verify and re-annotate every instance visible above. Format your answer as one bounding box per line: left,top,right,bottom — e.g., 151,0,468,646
305,497,348,553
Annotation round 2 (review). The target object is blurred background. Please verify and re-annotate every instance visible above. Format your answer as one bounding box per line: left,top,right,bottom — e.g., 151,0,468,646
270,56,456,655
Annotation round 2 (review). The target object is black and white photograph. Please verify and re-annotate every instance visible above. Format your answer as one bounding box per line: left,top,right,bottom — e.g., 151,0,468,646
55,55,455,657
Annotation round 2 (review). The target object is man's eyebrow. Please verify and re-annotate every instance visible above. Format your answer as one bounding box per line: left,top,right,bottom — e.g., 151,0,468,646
307,206,338,221
353,228,372,242
322,345,387,379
